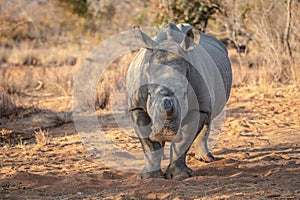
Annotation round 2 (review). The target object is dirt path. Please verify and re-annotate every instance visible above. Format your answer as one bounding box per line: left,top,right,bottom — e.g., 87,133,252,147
0,85,299,199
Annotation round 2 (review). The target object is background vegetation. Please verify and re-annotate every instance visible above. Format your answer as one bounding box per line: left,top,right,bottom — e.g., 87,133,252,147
0,0,299,114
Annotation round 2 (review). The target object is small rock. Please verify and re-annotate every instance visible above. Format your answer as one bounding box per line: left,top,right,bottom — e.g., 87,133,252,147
275,91,284,98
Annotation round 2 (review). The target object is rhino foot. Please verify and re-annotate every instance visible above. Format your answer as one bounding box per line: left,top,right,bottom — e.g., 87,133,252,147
137,169,164,180
196,152,215,163
165,162,194,180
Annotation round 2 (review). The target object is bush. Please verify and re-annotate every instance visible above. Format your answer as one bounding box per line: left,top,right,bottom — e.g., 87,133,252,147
155,0,221,31
60,0,90,17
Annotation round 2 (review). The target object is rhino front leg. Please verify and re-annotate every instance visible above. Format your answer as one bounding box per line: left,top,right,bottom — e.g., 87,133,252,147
138,138,165,179
166,110,207,180
193,122,215,162
130,109,164,179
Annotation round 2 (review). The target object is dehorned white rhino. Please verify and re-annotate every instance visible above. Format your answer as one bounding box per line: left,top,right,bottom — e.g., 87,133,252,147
126,23,232,179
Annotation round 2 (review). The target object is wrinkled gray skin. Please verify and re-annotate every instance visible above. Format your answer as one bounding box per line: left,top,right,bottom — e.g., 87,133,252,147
126,23,232,180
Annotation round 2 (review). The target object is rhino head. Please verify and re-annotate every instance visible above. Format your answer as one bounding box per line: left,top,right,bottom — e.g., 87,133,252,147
146,84,181,142
130,23,201,142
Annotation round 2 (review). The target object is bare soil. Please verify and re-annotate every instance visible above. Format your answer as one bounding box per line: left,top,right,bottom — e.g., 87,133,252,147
0,85,299,199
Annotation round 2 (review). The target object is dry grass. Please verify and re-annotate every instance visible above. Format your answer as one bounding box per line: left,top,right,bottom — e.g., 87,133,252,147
34,128,49,146
95,52,137,109
0,65,76,97
230,49,300,87
2,43,82,68
0,44,298,112
0,128,13,147
0,128,27,147
0,93,16,117
0,87,16,117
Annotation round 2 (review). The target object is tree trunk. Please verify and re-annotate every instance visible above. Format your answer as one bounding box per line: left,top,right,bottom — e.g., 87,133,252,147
284,0,293,60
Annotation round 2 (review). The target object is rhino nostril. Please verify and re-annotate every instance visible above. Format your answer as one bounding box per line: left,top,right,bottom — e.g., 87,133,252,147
162,99,172,110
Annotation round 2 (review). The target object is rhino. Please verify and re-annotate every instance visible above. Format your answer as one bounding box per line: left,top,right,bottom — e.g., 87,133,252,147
126,23,232,180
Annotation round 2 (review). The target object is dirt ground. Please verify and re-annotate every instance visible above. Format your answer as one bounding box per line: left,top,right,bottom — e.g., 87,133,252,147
0,84,299,199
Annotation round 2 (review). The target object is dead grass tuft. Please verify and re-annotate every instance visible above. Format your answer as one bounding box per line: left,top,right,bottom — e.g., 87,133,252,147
0,87,17,117
95,52,136,110
34,128,49,146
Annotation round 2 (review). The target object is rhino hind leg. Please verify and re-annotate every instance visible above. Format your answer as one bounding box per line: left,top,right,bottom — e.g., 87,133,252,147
130,109,164,179
193,123,215,162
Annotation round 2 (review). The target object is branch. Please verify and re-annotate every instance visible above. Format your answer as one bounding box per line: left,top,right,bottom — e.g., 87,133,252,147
0,20,33,37
283,0,293,60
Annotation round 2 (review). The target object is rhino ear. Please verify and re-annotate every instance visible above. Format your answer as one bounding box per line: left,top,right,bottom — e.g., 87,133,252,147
180,27,201,51
133,25,157,49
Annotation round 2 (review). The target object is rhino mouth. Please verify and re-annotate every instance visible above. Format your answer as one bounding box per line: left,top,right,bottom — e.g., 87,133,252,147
150,118,181,142
149,127,177,142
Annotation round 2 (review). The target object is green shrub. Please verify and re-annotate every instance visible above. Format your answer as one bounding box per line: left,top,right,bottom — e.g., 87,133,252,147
155,0,220,31
60,0,90,17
